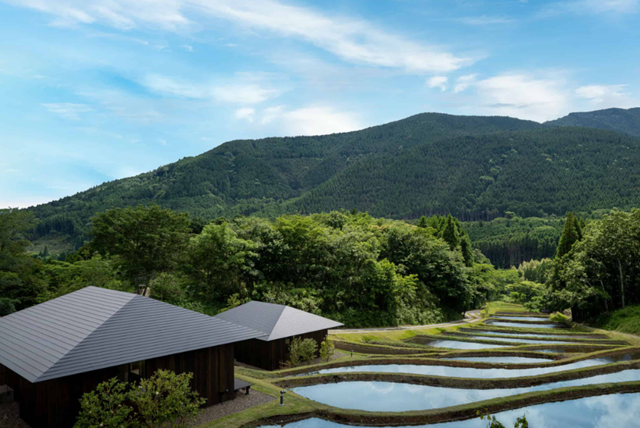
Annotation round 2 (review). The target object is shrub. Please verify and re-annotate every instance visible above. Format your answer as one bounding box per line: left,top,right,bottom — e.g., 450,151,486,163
0,298,17,316
74,370,205,428
319,338,335,362
289,337,318,367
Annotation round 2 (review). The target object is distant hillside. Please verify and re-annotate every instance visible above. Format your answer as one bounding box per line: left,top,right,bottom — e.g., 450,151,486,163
546,107,640,138
28,111,640,250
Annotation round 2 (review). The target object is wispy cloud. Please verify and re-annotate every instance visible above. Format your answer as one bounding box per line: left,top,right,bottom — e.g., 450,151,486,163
474,73,570,122
427,76,448,91
5,0,475,73
454,74,477,93
575,84,636,108
141,74,283,104
234,107,255,122
42,103,93,120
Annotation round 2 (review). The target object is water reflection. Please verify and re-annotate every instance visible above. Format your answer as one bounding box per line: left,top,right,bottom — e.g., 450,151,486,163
462,330,600,339
486,321,563,329
491,316,550,322
259,392,640,427
417,339,508,350
310,358,616,378
459,336,577,345
291,370,640,411
445,357,552,363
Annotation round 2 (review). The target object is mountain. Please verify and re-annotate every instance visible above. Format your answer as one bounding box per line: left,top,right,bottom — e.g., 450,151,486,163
28,111,640,249
546,107,640,138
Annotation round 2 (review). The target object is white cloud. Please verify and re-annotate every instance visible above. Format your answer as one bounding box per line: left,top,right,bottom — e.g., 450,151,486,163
454,74,477,93
474,73,570,122
457,15,514,25
234,107,255,122
157,138,168,146
427,76,448,91
140,74,282,104
182,44,194,52
575,84,636,108
42,103,93,120
5,0,474,73
255,105,362,136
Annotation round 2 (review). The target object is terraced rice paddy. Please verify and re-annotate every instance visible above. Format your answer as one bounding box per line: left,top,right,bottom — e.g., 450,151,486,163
485,321,563,329
290,369,640,411
258,392,640,427
413,339,508,349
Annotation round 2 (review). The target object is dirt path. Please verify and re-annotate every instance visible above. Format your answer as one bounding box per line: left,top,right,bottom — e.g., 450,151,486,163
329,309,483,334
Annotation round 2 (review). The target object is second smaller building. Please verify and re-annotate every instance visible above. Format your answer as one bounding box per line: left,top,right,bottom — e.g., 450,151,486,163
215,301,343,370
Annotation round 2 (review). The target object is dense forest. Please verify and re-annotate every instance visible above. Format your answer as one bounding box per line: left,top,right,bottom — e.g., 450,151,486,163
1,206,503,327
547,107,640,138
26,109,640,258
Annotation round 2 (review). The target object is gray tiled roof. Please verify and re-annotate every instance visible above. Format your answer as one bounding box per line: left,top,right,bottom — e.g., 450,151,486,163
0,287,263,383
215,301,343,341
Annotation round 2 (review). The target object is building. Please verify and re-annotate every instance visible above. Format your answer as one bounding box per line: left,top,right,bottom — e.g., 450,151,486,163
0,287,263,428
215,301,343,370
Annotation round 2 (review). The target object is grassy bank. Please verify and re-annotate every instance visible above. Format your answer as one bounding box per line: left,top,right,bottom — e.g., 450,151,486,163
590,304,640,335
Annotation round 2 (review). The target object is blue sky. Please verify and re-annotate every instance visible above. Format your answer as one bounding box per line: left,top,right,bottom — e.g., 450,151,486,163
1,0,639,208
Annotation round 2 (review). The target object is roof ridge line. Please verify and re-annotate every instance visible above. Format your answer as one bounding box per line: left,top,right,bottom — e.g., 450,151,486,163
266,304,289,341
38,292,138,380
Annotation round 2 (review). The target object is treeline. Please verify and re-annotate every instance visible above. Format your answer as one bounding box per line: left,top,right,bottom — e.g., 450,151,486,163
27,114,640,248
1,206,503,327
497,209,640,322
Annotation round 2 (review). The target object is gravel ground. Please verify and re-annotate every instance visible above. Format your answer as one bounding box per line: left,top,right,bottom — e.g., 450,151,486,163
0,402,31,428
192,389,274,426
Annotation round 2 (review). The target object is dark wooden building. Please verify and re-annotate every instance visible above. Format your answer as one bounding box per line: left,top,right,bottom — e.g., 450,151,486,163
0,287,262,428
216,301,343,370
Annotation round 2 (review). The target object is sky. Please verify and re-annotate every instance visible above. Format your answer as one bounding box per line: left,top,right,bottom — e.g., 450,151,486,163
0,0,639,209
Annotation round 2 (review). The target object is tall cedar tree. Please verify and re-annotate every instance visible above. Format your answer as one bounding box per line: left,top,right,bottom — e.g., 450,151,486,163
442,215,460,251
556,212,581,258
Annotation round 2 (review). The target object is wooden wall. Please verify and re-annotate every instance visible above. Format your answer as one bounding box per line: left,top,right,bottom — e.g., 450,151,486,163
0,363,6,385
234,329,328,371
5,343,236,428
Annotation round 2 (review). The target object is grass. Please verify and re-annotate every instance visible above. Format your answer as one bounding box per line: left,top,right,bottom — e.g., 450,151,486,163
482,301,528,317
26,232,74,256
591,304,640,335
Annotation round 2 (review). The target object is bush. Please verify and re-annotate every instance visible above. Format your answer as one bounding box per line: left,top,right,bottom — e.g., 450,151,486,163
74,370,205,428
289,337,318,367
319,338,335,362
0,298,17,316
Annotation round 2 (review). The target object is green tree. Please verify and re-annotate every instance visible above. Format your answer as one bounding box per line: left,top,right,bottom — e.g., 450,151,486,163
442,215,460,250
289,337,318,367
556,213,581,258
0,209,46,310
187,222,258,302
319,338,336,362
90,205,191,295
75,378,134,428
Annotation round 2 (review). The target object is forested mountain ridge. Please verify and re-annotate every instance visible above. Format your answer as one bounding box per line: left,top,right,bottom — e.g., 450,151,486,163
546,107,640,138
28,111,640,250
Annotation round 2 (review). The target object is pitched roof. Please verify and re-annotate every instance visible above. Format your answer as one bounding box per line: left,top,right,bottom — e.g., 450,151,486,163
0,286,263,383
215,301,343,341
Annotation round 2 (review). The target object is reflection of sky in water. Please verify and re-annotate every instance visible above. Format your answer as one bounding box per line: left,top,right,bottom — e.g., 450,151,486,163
460,336,577,345
491,317,550,321
465,330,598,339
446,357,551,363
486,321,562,329
425,340,508,349
258,392,640,428
314,358,615,378
291,370,640,411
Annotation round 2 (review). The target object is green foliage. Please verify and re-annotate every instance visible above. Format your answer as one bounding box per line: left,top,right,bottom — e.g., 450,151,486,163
289,337,318,367
75,377,134,428
134,370,206,428
90,205,192,294
549,209,640,321
319,338,336,362
517,259,553,284
0,209,46,310
74,370,205,428
479,414,529,428
591,304,640,334
0,297,17,316
556,213,581,258
547,107,640,138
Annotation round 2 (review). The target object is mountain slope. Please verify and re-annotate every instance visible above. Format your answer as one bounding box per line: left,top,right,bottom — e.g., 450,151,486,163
546,107,640,137
28,111,640,247
30,113,541,243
